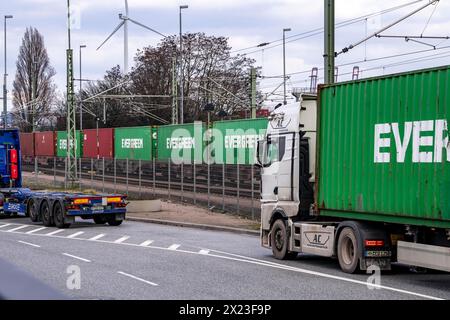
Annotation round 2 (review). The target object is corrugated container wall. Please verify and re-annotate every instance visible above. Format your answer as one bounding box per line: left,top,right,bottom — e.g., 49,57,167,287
83,128,114,159
19,133,34,156
317,66,450,229
212,118,268,164
34,131,56,156
114,126,152,160
157,123,204,163
56,131,83,158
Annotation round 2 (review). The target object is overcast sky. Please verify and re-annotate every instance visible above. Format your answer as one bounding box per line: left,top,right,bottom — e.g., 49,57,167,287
1,0,450,110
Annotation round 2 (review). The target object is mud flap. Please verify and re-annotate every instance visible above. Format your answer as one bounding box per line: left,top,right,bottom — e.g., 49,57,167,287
115,213,125,221
360,258,391,271
64,216,75,224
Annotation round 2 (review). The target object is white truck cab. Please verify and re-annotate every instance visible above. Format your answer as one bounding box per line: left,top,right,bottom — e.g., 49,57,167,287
257,93,320,258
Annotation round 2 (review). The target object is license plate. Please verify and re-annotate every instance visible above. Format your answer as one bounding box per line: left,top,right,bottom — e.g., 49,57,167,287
365,250,391,258
92,206,104,212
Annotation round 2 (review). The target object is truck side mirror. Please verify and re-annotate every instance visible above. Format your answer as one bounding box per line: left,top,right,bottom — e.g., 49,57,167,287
255,140,263,167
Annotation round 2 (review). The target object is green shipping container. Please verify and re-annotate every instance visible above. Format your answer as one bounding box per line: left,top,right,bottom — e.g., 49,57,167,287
317,66,450,229
56,131,83,158
212,118,268,164
157,123,204,163
114,126,152,160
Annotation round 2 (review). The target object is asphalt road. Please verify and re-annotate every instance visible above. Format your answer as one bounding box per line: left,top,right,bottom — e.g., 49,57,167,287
0,216,449,300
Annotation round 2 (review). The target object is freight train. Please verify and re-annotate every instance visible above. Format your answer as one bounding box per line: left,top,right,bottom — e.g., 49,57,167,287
20,118,268,166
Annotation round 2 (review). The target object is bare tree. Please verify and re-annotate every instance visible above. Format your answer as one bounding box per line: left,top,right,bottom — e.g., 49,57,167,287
80,33,259,129
132,33,258,123
12,27,56,132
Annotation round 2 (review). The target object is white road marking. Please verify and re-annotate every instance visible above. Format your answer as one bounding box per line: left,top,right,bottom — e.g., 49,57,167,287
7,225,29,232
18,240,41,248
139,240,154,247
114,236,130,243
202,251,443,301
62,253,91,263
0,224,12,228
198,249,210,255
26,227,47,234
66,231,84,239
0,227,442,300
46,229,65,236
168,244,180,250
89,234,106,241
117,271,158,286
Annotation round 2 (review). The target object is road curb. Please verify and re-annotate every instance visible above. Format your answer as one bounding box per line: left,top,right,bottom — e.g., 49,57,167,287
126,216,260,236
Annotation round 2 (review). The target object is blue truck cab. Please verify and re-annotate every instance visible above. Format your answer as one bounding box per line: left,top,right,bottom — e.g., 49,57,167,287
0,129,22,189
0,129,128,228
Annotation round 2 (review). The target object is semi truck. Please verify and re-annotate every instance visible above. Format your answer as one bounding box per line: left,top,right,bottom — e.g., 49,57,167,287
0,129,127,228
257,65,450,273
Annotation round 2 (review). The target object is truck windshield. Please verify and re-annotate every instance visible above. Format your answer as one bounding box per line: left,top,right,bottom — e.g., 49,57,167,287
258,135,286,167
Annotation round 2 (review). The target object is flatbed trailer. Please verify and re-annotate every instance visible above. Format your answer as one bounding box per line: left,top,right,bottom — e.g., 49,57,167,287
0,129,128,228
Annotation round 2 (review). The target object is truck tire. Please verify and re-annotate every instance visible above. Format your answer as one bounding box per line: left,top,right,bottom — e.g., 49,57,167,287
53,202,70,229
337,227,361,274
27,199,39,222
107,216,123,227
41,201,54,227
93,216,107,224
270,219,297,260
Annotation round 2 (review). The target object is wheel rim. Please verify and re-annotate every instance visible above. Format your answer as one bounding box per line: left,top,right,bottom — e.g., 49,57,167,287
43,205,49,221
341,235,355,265
55,205,62,223
29,202,36,218
274,227,284,251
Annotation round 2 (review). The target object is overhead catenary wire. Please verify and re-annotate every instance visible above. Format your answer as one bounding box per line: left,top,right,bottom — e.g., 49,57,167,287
285,50,450,86
261,44,450,80
421,0,439,36
337,0,440,56
230,0,427,55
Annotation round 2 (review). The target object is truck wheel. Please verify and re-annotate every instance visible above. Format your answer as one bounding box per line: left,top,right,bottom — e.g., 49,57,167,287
337,227,361,274
270,219,297,260
53,203,70,229
107,216,123,226
93,216,107,224
28,200,39,222
41,201,54,227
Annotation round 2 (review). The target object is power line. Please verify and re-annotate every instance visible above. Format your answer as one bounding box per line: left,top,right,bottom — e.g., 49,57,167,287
421,0,439,36
230,0,426,55
262,44,450,79
286,51,450,86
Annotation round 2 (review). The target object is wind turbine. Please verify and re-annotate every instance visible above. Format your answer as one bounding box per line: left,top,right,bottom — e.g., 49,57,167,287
97,0,166,73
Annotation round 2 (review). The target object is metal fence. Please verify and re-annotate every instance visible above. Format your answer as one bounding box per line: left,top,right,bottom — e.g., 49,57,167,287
21,156,262,220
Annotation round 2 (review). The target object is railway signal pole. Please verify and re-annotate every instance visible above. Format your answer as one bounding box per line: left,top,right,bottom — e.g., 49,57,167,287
172,57,178,124
66,0,78,187
324,0,335,84
250,67,256,119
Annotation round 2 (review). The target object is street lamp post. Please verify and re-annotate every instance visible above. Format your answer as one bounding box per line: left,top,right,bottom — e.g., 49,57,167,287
283,28,291,105
179,5,188,124
79,45,86,131
3,15,13,129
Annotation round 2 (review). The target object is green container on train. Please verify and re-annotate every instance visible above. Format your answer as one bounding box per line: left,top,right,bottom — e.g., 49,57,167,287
212,118,268,165
114,126,152,160
157,122,204,163
317,65,450,228
56,131,83,158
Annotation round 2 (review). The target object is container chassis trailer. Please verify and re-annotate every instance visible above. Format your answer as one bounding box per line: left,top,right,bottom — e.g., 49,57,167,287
0,129,127,228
